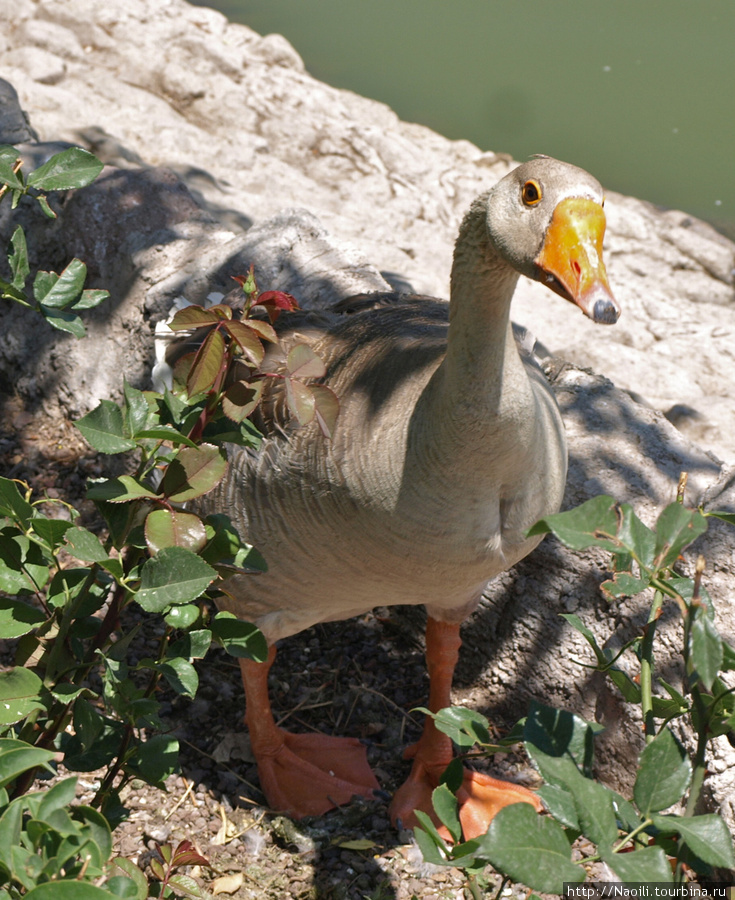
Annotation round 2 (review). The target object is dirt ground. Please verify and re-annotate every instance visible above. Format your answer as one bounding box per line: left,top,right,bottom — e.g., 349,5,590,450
0,391,556,900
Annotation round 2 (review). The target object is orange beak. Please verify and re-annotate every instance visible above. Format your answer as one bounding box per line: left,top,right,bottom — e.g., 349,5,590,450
535,197,620,324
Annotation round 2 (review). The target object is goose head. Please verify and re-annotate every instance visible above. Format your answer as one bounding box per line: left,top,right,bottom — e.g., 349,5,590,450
484,156,620,324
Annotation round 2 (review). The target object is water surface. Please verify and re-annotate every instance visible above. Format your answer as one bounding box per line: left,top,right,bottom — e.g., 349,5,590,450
193,0,734,236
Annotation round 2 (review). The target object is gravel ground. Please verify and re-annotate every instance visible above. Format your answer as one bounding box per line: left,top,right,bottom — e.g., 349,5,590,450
0,390,554,900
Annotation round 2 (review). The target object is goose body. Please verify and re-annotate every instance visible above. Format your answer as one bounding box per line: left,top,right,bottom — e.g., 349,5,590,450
211,296,566,641
191,156,620,835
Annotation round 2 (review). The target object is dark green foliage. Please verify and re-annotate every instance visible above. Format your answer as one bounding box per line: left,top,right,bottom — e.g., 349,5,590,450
416,488,735,892
0,146,109,334
0,208,335,891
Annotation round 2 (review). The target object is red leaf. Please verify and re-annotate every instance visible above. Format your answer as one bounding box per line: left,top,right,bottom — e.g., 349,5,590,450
171,840,211,869
204,303,233,320
285,377,315,425
242,316,277,343
187,327,225,396
252,289,299,323
145,509,207,554
225,320,265,367
161,443,228,502
169,305,221,331
286,343,327,379
256,290,299,311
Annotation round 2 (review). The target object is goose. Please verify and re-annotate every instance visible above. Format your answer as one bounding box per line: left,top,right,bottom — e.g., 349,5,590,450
185,156,620,839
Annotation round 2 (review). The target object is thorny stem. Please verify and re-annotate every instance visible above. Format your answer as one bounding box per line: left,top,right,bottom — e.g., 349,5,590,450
640,589,664,743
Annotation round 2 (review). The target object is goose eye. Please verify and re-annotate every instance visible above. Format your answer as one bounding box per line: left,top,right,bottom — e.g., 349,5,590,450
522,180,542,206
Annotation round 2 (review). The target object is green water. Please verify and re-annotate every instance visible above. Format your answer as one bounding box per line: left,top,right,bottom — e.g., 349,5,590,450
193,0,734,237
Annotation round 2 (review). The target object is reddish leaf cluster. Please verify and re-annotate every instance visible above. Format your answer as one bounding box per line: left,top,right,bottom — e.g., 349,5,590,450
169,269,339,438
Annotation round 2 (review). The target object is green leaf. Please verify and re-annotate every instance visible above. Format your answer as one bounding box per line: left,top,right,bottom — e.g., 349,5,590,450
136,547,216,613
0,476,33,525
0,798,22,869
565,774,619,849
40,306,86,337
0,530,50,593
24,882,115,899
417,706,491,749
601,571,651,598
35,193,56,218
109,857,150,900
0,667,45,725
31,514,74,549
122,380,151,436
169,629,211,660
105,876,141,899
64,526,109,562
160,443,227,502
650,812,735,869
707,510,735,526
210,612,268,661
75,401,137,453
164,604,200,629
689,606,723,690
46,567,104,615
616,505,657,570
0,274,27,302
33,259,86,309
602,844,673,882
0,596,46,638
536,784,579,829
412,810,452,866
126,734,178,787
153,657,199,699
0,740,56,788
26,147,103,191
634,727,691,815
145,509,207,554
478,802,584,893
72,288,109,310
37,776,78,818
165,873,211,900
0,150,23,191
9,225,29,291
524,701,598,778
86,476,160,503
431,783,461,843
135,425,199,447
527,495,618,550
653,503,708,569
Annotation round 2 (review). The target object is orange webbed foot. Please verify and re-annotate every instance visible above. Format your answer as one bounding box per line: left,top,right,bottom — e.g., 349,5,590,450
389,757,541,841
255,728,380,818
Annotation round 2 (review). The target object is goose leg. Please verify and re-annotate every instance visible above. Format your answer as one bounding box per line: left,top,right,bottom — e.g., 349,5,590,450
240,646,380,818
389,617,541,841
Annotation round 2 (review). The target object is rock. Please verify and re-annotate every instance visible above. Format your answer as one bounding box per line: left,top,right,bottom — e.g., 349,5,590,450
0,77,37,143
2,0,734,459
2,0,735,842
